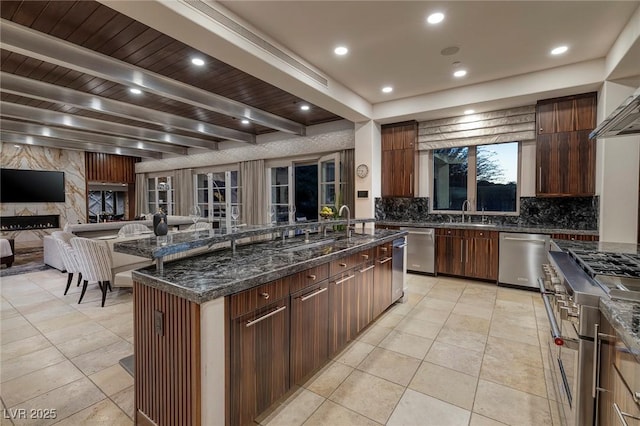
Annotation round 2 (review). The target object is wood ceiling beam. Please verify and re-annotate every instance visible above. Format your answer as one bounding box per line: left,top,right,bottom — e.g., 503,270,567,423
0,101,218,150
0,119,188,156
1,131,162,159
0,19,306,136
0,72,256,144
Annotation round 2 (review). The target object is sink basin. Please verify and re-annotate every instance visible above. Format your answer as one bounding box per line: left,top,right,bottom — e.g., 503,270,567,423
442,222,496,228
283,238,337,253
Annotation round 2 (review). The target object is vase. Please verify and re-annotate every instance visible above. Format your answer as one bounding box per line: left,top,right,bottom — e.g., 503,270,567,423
155,217,168,236
153,211,167,236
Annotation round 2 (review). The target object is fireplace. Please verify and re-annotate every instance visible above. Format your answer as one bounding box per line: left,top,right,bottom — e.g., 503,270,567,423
0,215,60,231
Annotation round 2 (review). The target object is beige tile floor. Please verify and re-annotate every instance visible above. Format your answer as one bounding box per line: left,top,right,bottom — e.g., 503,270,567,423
1,269,560,425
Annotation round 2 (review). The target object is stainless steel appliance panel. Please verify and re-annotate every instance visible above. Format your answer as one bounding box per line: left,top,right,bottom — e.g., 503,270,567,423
400,227,434,274
392,237,407,302
499,232,550,288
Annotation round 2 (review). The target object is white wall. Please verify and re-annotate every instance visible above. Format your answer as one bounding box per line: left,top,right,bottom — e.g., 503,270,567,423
354,120,380,221
596,81,640,243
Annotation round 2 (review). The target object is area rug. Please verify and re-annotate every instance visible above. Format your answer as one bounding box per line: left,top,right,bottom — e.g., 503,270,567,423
0,246,52,277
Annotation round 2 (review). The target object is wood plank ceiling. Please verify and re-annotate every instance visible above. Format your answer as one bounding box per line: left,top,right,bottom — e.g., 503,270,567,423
0,1,342,159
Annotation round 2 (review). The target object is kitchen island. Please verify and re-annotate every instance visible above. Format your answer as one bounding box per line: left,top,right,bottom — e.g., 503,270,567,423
116,224,406,426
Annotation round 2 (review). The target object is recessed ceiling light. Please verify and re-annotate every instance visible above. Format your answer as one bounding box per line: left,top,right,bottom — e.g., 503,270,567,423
427,12,445,24
551,45,568,55
382,86,393,93
129,88,142,94
191,57,205,66
241,119,250,125
464,109,475,115
453,69,467,78
300,104,310,111
334,46,348,56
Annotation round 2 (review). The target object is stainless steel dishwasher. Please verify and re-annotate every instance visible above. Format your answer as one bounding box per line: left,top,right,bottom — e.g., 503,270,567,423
498,232,550,289
392,237,407,302
400,227,435,274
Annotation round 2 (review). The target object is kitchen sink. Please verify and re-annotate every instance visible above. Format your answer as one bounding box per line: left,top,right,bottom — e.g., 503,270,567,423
442,222,496,228
283,238,337,252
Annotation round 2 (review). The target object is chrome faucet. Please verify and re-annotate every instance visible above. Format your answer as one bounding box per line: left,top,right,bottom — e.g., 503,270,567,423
338,205,351,240
461,199,471,223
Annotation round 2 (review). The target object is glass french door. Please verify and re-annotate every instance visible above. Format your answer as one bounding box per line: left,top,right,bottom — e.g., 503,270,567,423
318,153,341,211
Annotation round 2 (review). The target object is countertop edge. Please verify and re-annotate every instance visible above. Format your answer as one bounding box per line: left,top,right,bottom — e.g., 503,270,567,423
132,231,407,304
375,221,599,235
599,297,640,364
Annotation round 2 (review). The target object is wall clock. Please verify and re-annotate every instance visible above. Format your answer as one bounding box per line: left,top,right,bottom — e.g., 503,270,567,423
356,164,369,178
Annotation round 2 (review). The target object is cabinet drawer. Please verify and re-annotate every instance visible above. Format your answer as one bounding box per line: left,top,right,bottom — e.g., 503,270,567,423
376,242,392,259
229,278,290,319
289,264,329,293
330,256,356,276
436,228,465,237
354,248,375,265
465,229,499,239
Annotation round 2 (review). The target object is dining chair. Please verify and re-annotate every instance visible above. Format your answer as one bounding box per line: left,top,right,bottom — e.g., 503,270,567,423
70,237,114,307
187,222,212,231
117,223,151,237
51,231,82,295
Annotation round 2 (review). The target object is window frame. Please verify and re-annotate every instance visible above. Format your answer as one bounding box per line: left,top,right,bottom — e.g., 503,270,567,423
429,142,521,215
193,170,242,229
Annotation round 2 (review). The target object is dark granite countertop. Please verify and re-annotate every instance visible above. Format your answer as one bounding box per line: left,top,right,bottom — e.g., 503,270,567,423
376,220,599,235
115,218,375,259
599,298,640,364
131,228,406,304
551,240,640,255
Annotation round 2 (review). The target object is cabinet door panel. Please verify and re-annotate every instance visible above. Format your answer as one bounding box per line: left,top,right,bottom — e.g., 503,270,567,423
574,96,597,130
230,299,290,426
290,282,329,384
355,261,375,333
373,253,393,318
467,237,498,280
328,270,356,356
435,234,464,276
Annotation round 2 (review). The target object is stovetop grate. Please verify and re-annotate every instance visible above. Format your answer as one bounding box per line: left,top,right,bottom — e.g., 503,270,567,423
568,249,640,279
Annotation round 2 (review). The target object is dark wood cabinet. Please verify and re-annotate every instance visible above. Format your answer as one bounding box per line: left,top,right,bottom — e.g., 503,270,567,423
229,297,290,426
290,281,329,385
328,270,357,357
435,228,498,281
373,243,393,319
381,121,416,197
536,92,597,134
536,93,596,197
536,130,595,196
435,228,465,276
354,260,375,334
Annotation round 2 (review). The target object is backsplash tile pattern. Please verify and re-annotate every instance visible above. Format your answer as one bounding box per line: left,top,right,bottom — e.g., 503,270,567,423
375,196,598,230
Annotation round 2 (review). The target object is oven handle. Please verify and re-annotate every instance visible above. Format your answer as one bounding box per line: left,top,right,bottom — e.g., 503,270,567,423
537,278,563,346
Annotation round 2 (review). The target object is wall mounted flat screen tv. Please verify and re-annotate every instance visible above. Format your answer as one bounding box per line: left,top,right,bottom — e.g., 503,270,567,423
0,169,65,203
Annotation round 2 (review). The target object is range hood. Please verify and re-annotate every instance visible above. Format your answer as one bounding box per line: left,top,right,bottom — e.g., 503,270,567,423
589,87,640,139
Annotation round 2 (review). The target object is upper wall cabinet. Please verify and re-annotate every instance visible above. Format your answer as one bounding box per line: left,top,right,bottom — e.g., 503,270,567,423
536,93,597,197
381,121,417,197
536,92,597,134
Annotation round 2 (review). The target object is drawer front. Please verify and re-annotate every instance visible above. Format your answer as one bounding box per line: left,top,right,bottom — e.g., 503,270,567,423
465,229,499,239
230,278,290,319
289,263,329,293
354,248,375,265
435,228,464,237
376,242,392,259
330,256,355,276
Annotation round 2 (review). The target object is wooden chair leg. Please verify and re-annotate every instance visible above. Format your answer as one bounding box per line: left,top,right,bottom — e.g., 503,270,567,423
64,273,73,295
78,280,89,304
101,280,108,307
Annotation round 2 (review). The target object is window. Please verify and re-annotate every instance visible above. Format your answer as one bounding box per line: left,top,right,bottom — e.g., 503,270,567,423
194,171,241,228
432,142,518,213
147,176,174,215
269,167,290,224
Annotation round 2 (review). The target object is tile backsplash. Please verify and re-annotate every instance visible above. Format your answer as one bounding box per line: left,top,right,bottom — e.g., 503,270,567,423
375,196,598,230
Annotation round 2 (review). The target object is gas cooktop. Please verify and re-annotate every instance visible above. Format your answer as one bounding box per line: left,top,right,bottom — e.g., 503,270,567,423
568,249,640,301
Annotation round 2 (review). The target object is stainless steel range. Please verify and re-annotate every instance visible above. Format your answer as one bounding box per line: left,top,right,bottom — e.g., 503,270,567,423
540,246,640,426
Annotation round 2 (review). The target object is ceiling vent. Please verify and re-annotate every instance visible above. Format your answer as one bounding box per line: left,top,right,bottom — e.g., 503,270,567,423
184,0,329,88
590,87,640,139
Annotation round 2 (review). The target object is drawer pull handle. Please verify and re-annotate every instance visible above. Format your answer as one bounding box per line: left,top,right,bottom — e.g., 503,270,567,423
260,292,270,300
300,286,328,301
335,275,354,285
361,254,369,259
245,306,286,327
339,262,347,267
308,274,317,280
378,257,392,264
359,265,375,273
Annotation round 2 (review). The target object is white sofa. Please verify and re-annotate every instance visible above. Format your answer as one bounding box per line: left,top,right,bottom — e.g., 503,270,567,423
44,216,195,270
